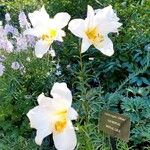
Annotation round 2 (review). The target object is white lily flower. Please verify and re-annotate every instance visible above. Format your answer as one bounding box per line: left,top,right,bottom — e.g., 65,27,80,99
24,6,70,58
27,83,78,150
68,5,122,56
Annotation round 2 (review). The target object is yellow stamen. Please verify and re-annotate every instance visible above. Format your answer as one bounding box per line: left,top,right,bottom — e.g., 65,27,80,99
49,29,57,38
41,29,57,44
55,119,67,133
86,27,104,44
41,34,49,41
54,109,67,133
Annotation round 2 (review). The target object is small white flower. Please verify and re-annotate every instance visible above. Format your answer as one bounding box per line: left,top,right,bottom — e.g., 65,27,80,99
52,60,56,64
27,83,78,150
20,69,26,75
46,72,50,76
26,57,31,62
11,61,20,70
68,5,122,56
55,70,62,76
0,63,5,76
24,6,71,58
49,47,56,57
75,127,79,131
56,64,60,69
66,64,71,69
19,64,26,74
89,57,94,60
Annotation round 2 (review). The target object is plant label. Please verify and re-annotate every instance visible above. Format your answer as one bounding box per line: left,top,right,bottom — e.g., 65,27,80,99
99,110,131,141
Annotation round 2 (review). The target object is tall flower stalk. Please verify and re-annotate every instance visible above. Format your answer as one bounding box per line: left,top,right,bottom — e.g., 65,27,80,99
78,40,90,123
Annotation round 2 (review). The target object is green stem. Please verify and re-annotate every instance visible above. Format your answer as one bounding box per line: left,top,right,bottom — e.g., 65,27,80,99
108,136,113,150
78,41,89,123
79,44,83,71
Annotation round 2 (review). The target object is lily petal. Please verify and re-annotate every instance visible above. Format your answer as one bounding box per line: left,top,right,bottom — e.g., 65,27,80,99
35,40,50,58
94,35,114,56
81,39,91,53
95,5,120,22
55,30,66,42
86,5,95,28
24,28,42,37
68,19,85,38
87,5,95,24
51,82,72,107
68,107,78,120
95,5,122,34
97,20,122,34
28,6,50,27
37,93,52,106
54,12,71,29
27,106,53,145
53,121,77,150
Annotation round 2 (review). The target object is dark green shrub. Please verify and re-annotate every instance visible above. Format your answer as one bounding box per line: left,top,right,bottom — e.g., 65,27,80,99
0,0,150,149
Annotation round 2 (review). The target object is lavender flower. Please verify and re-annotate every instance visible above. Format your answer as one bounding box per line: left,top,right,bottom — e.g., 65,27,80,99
0,27,13,53
0,25,4,37
0,55,5,62
16,35,28,51
19,11,30,29
5,13,11,22
4,24,18,35
11,61,20,70
5,40,14,53
26,35,36,47
0,63,5,76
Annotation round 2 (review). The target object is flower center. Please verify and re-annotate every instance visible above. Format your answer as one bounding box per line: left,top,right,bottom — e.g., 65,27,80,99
54,109,67,133
55,119,67,133
86,27,104,44
41,29,57,44
49,29,57,38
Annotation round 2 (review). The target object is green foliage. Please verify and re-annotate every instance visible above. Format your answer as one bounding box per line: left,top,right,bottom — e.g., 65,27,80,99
0,133,39,150
0,0,150,149
121,87,150,144
0,0,42,21
0,51,57,149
